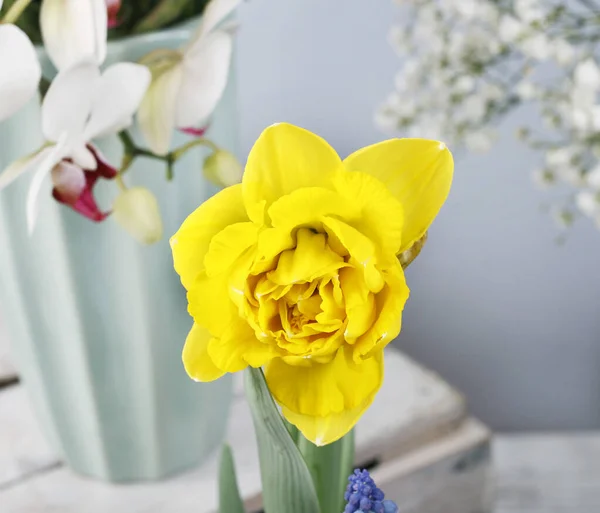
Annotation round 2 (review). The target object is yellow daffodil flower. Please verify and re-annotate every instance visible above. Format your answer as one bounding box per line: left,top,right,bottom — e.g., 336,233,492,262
171,123,453,446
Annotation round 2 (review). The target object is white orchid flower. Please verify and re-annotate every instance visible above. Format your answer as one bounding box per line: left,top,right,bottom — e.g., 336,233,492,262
0,60,150,232
40,0,107,70
0,0,42,121
138,0,241,156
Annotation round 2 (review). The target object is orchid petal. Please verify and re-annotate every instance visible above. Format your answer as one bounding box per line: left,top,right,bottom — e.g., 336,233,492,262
26,139,69,234
175,31,233,129
0,149,44,191
51,161,86,203
83,63,151,140
41,61,100,142
71,145,97,170
41,0,107,71
0,25,41,122
189,0,241,48
137,64,183,156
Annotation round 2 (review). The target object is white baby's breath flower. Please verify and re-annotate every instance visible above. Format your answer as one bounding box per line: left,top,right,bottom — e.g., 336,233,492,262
498,15,525,43
552,40,576,67
576,190,600,218
585,164,600,189
545,147,574,167
516,81,538,100
520,33,551,61
465,129,494,153
574,58,600,90
514,0,544,24
454,76,475,94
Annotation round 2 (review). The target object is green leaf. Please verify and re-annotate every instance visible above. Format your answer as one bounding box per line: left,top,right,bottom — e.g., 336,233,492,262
284,418,300,445
244,368,321,513
133,0,194,33
219,445,245,513
297,430,355,513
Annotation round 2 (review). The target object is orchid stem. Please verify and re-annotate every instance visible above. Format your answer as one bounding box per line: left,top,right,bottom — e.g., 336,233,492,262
117,130,218,181
2,0,33,24
173,138,219,158
116,174,128,192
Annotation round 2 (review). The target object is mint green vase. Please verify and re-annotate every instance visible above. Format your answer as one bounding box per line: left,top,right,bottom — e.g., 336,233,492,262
0,23,235,482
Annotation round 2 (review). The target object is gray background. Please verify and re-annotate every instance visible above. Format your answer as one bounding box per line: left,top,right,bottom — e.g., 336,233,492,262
236,0,600,431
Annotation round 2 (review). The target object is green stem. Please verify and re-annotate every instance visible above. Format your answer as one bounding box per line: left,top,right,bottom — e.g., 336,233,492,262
166,155,175,181
297,430,355,513
116,130,218,181
115,174,128,192
2,0,33,24
173,137,219,159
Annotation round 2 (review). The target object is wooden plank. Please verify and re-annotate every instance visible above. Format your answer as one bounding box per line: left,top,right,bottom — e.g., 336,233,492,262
0,350,467,511
0,314,17,384
373,419,492,513
494,433,600,513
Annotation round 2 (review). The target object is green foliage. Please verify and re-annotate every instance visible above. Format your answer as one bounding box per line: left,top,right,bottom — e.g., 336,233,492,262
244,368,321,513
219,445,245,513
0,0,211,43
297,430,355,513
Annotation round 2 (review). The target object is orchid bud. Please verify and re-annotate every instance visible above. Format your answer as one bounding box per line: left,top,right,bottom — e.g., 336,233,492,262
113,187,163,244
203,149,243,187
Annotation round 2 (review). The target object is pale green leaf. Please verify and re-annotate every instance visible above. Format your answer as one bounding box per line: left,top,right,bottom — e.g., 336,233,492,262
244,368,321,513
219,444,245,513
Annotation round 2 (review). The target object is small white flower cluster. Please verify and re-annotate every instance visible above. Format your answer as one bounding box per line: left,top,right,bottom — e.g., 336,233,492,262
378,0,600,230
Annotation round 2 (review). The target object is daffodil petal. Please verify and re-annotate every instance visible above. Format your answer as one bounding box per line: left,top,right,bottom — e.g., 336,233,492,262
267,228,344,285
208,318,280,372
183,323,225,382
204,221,259,277
333,169,404,261
339,267,377,342
171,184,247,290
267,186,359,232
265,346,383,419
280,395,374,446
322,216,384,293
242,123,342,224
188,271,237,337
343,139,453,253
353,262,410,362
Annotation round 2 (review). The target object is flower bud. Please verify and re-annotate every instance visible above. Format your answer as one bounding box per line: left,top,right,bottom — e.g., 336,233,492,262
398,232,427,269
203,149,243,187
113,187,163,244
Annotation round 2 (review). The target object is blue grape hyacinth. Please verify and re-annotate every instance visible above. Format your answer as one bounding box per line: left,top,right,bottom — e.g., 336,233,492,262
343,469,399,513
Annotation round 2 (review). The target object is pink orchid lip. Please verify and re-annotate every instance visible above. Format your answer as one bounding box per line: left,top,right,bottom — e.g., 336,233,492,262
52,145,118,223
179,125,209,137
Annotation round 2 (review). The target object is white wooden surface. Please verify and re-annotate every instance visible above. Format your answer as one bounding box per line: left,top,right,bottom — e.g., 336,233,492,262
0,350,468,512
494,433,600,513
